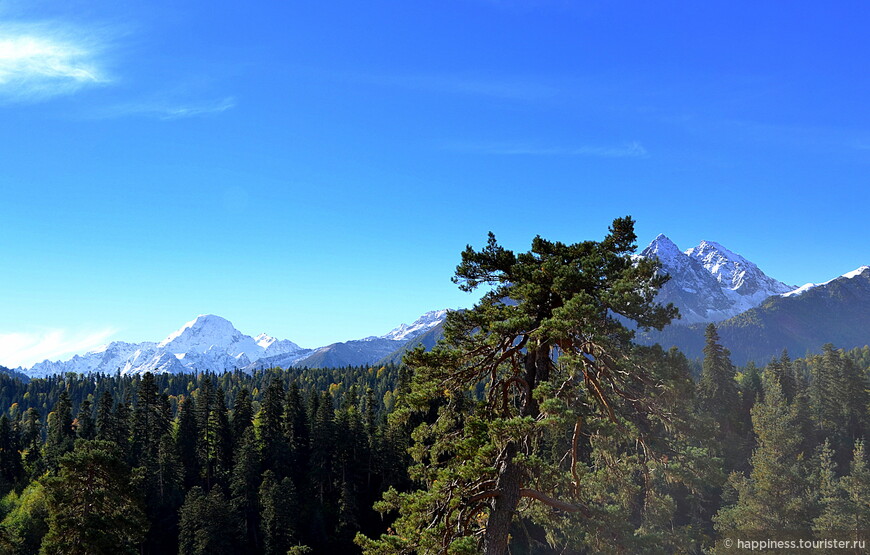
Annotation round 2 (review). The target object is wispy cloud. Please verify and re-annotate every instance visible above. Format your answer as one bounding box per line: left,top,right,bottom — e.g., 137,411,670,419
96,95,237,120
0,22,110,102
0,327,118,369
449,140,649,158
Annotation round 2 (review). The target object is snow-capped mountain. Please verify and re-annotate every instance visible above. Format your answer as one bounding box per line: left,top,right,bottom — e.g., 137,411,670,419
20,310,451,378
640,234,795,324
23,315,308,378
381,309,448,341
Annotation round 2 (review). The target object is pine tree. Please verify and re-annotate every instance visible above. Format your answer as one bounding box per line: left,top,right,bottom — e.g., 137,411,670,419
40,440,147,555
358,219,682,554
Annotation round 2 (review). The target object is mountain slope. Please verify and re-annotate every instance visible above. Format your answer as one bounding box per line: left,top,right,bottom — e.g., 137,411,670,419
285,309,449,369
638,266,870,365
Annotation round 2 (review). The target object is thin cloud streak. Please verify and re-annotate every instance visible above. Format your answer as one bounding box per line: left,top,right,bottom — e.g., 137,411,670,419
96,95,237,120
449,140,649,158
0,327,118,369
0,21,110,102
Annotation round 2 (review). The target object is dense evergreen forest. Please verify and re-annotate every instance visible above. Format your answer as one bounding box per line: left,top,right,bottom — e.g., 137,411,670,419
3,220,870,554
1,340,869,553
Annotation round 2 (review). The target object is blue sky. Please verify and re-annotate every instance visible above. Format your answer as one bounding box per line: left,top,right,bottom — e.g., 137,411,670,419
2,1,870,367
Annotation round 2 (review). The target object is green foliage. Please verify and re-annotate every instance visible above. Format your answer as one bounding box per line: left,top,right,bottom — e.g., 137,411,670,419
40,440,147,555
359,219,710,554
0,481,48,555
714,374,815,538
178,486,242,555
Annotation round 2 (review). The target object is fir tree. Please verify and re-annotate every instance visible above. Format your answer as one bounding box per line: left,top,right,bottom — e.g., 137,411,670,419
259,470,299,555
175,394,200,489
230,427,261,552
841,440,870,537
75,399,95,440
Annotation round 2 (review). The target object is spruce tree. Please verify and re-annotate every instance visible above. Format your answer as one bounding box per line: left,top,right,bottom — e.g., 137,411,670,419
44,390,75,469
259,470,299,555
175,394,200,489
75,399,95,440
715,374,815,537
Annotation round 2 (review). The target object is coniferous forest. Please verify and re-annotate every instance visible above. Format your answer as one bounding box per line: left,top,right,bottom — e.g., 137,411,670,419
2,219,870,554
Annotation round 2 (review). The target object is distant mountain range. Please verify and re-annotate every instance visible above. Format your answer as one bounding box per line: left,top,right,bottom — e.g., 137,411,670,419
9,235,870,378
17,310,447,379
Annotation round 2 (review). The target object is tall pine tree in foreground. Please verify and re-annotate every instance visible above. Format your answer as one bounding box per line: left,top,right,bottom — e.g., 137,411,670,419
40,440,147,555
357,217,693,554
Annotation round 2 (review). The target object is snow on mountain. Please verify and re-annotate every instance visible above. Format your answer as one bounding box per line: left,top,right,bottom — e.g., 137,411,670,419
18,310,447,377
25,341,158,379
640,235,796,324
22,315,306,378
782,266,870,298
381,309,448,341
685,241,794,298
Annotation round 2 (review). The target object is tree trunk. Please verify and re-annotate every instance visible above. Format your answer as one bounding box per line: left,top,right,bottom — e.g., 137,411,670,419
484,345,549,553
484,443,521,555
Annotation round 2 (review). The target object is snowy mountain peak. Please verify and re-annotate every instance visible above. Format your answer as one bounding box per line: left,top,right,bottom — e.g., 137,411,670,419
382,309,448,341
643,234,683,264
686,238,742,261
255,333,276,349
158,314,239,349
639,235,794,324
684,240,791,295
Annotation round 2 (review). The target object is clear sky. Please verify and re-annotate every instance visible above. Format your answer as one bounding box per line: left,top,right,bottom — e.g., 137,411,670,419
2,1,870,367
